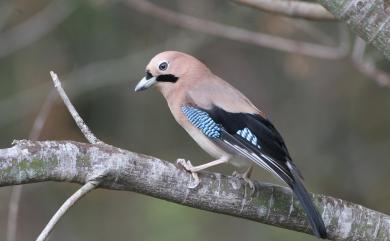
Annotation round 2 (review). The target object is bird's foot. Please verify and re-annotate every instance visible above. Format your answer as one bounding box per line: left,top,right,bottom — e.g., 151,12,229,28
232,170,256,195
176,159,200,189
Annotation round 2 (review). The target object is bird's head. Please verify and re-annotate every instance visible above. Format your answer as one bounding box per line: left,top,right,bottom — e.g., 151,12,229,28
134,51,210,95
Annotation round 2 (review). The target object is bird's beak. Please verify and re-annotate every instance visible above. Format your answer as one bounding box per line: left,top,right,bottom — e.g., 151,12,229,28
134,75,156,92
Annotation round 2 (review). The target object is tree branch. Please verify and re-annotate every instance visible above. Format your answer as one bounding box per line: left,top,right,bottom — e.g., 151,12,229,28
0,140,388,241
232,0,336,20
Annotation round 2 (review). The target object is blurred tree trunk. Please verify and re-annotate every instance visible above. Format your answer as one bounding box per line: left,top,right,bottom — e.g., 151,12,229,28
318,0,390,60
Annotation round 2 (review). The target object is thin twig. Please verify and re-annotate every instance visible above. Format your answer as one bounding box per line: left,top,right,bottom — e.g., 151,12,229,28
232,0,335,20
0,0,77,59
35,71,104,240
125,0,348,59
49,71,103,145
6,187,22,241
36,181,98,241
6,90,57,241
352,37,390,87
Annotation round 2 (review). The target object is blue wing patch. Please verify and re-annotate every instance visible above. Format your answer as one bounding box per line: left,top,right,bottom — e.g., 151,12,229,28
182,106,221,138
236,127,261,149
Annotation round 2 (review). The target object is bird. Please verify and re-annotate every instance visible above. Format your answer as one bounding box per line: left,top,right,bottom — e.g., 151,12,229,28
134,51,327,239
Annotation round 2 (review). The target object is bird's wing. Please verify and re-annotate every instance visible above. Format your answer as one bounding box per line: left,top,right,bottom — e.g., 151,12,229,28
181,104,327,238
181,104,296,184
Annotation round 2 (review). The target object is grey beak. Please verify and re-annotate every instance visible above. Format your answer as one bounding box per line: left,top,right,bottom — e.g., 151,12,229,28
134,76,157,92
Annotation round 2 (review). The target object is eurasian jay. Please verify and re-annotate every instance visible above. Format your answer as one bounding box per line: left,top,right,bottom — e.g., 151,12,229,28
134,51,327,239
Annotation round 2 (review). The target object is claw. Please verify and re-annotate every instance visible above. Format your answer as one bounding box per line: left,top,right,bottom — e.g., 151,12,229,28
187,174,200,189
176,159,200,189
176,158,192,171
232,170,256,195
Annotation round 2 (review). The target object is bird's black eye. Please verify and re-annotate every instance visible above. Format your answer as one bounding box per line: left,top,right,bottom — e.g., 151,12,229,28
158,61,168,71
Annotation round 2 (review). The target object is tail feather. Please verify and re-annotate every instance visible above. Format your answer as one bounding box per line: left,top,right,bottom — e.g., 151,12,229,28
289,167,327,239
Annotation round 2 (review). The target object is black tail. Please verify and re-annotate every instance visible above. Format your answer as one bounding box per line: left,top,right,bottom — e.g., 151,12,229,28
289,168,327,239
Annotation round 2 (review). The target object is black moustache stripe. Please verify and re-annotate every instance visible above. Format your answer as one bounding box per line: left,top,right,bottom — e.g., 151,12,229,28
156,74,179,83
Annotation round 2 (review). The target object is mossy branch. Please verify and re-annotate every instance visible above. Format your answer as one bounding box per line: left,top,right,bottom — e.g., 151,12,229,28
1,140,388,241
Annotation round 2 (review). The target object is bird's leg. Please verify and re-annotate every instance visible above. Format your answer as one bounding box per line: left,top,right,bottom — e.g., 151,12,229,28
177,157,229,188
233,165,255,193
176,158,200,188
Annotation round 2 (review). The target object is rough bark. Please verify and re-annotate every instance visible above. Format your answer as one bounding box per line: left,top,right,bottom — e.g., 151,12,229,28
317,0,390,60
0,140,389,241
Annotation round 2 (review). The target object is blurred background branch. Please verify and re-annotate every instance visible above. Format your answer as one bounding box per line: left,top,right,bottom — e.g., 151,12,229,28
0,31,208,128
6,89,56,241
352,37,390,87
0,1,14,31
231,0,335,20
125,0,348,59
0,0,77,59
125,0,390,89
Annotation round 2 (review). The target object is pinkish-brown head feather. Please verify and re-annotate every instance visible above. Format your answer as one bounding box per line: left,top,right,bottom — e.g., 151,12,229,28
135,51,264,117
144,51,212,96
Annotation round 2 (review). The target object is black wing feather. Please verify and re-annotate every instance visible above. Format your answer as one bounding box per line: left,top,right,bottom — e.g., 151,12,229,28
209,107,289,158
207,106,294,182
192,105,326,238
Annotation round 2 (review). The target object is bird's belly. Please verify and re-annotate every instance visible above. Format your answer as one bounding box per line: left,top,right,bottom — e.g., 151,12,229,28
186,125,252,169
185,125,227,159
